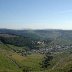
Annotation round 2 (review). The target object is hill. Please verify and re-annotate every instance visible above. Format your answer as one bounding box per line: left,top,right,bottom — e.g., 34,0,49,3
0,29,72,72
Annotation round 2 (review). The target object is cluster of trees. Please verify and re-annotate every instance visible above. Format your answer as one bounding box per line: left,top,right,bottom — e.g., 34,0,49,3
0,36,42,50
68,67,72,72
0,34,52,49
40,52,53,69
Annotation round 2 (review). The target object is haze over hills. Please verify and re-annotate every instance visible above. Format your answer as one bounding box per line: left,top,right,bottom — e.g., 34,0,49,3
0,28,72,39
0,28,72,72
1,28,72,51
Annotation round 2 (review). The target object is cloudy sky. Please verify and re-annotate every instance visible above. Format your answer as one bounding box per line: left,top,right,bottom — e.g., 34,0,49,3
0,0,72,30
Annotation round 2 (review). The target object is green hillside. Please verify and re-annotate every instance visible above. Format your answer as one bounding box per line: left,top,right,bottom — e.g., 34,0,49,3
0,29,72,72
0,43,72,72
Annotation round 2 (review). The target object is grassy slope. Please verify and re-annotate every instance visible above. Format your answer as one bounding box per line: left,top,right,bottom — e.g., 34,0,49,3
38,52,72,72
0,44,44,72
0,43,72,72
0,44,22,72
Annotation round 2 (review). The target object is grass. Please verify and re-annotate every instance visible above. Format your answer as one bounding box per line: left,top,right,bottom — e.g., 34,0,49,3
0,44,44,71
11,53,44,71
0,44,72,72
0,51,22,72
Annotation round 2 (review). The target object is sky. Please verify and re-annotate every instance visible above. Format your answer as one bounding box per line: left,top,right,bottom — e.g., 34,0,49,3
0,0,72,30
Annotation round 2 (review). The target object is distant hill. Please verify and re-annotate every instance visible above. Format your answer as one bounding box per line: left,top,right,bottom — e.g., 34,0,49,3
1,29,72,47
0,29,72,39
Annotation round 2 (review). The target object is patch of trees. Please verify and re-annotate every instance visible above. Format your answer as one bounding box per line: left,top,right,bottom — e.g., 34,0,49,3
22,66,32,72
68,67,72,72
0,36,40,50
40,52,53,69
0,34,53,52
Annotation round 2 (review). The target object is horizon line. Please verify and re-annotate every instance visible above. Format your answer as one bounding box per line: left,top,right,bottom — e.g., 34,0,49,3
0,28,72,31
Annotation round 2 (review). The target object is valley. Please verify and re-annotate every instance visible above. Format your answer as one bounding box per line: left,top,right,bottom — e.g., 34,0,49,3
0,29,72,72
